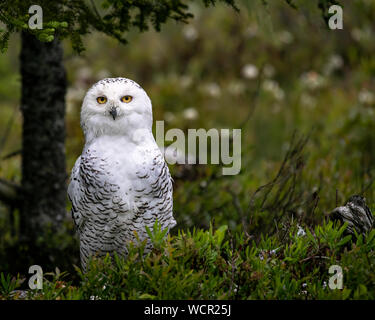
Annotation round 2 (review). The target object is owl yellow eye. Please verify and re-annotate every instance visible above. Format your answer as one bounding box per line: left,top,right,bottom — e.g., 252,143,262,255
121,95,133,103
97,96,107,104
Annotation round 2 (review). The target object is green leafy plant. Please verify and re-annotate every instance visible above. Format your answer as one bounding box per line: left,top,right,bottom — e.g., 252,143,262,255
0,272,24,298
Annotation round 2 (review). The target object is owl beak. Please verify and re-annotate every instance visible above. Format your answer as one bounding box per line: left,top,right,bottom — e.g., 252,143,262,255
109,107,117,120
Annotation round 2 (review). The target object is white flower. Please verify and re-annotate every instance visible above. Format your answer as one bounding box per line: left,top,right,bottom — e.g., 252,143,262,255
324,55,344,75
164,111,176,123
259,247,280,260
297,225,306,237
328,55,343,69
263,80,285,101
358,89,375,105
242,64,259,79
183,107,198,120
200,180,207,188
183,25,198,41
278,31,293,45
204,82,221,97
269,248,279,255
300,71,326,90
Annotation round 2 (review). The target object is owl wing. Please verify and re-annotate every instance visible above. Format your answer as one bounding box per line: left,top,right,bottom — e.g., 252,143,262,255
68,150,122,231
132,146,176,237
68,156,85,230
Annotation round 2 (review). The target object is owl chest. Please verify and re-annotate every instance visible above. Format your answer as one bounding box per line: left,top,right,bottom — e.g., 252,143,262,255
79,140,157,203
80,149,141,190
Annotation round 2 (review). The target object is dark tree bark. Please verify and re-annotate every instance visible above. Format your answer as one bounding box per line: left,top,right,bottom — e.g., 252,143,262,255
20,32,67,240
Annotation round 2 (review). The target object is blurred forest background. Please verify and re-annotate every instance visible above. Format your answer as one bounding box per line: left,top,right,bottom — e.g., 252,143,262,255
0,0,375,285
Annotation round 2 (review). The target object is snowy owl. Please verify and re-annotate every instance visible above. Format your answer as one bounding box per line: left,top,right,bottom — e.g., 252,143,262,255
68,77,176,270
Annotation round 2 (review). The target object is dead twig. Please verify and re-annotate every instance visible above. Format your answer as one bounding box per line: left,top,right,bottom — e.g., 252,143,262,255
2,149,21,160
246,131,316,235
299,255,330,263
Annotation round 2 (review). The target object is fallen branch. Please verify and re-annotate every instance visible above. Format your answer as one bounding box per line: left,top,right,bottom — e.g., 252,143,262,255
2,149,21,160
299,255,330,263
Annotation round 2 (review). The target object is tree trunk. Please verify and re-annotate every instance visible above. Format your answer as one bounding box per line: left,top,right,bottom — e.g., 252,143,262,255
20,32,67,240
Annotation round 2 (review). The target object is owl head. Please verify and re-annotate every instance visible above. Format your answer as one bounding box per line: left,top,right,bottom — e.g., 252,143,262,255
81,77,153,142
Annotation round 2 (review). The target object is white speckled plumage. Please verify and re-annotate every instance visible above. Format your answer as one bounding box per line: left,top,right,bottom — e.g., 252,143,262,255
68,78,176,270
